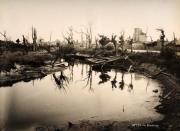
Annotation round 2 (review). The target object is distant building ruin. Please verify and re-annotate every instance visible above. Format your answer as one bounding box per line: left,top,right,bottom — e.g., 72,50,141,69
133,28,147,43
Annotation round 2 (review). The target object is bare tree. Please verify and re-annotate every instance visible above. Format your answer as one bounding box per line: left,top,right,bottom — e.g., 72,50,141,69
119,32,125,55
127,36,133,53
111,34,118,56
32,26,37,51
74,28,85,47
63,27,74,46
75,24,93,48
86,24,93,48
80,29,85,47
0,30,8,41
156,29,165,51
22,35,29,45
172,32,177,49
95,37,98,49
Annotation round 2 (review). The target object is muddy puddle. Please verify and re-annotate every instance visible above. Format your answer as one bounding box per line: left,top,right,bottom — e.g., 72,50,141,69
0,63,163,131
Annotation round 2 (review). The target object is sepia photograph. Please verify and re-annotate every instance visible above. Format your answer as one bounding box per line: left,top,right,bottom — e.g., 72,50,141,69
0,0,180,131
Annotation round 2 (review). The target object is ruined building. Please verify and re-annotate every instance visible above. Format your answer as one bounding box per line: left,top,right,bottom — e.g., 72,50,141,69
133,28,147,43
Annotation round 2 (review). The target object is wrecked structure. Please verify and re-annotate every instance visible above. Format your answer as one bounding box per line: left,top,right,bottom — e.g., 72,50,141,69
133,28,147,43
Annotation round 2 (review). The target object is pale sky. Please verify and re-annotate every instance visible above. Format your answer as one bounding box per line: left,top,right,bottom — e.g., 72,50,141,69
0,0,180,42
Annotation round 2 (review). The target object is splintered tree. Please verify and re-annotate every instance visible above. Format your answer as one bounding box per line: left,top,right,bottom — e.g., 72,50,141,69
119,32,125,55
111,34,118,56
22,35,29,54
22,35,29,46
156,29,165,51
80,29,85,47
0,31,8,41
95,37,98,49
127,36,133,53
32,27,37,51
74,24,93,48
172,32,177,47
157,29,176,58
85,24,93,48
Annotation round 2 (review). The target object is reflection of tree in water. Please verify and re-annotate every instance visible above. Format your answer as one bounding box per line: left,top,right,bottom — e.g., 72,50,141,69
53,71,69,91
128,73,134,92
83,65,93,92
81,63,84,77
119,72,125,90
111,71,117,89
146,78,150,92
98,71,111,84
68,60,74,81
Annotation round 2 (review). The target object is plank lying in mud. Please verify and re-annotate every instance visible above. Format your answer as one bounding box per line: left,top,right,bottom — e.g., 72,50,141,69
86,56,125,65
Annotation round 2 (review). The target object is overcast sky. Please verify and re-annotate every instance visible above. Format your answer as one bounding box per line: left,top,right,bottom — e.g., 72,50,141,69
0,0,179,41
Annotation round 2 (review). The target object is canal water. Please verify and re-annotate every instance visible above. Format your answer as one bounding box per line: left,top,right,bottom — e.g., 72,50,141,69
0,63,163,131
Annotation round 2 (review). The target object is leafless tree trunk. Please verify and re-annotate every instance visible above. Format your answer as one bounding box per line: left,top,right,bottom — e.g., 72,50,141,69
95,37,98,49
156,29,165,52
173,32,176,49
32,26,37,51
119,32,125,55
0,31,8,41
111,34,118,56
63,26,74,46
84,24,93,49
80,29,84,47
127,36,133,53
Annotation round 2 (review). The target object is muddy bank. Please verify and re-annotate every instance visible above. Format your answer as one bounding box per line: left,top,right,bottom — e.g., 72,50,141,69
0,62,66,87
136,63,180,130
0,51,68,87
34,120,161,131
153,74,180,131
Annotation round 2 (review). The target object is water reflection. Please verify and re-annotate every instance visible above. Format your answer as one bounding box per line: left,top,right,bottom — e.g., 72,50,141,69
98,71,111,85
0,62,163,131
68,60,74,81
128,73,134,93
119,72,125,90
52,72,69,91
111,71,117,89
82,65,93,92
51,62,153,94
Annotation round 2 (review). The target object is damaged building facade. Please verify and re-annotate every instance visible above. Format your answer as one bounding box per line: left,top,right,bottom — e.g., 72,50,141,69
133,28,147,43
